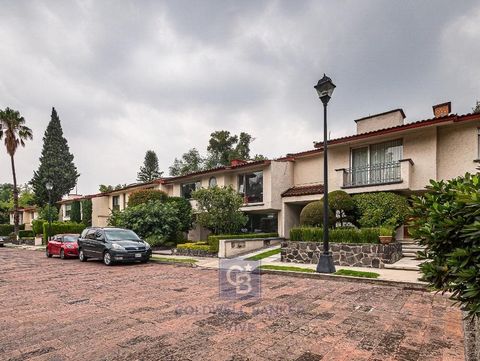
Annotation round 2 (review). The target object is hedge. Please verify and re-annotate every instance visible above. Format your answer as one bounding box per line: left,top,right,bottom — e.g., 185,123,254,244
289,227,381,244
176,242,210,251
128,190,168,207
0,224,25,236
43,222,85,241
207,232,279,253
18,230,35,239
32,219,45,235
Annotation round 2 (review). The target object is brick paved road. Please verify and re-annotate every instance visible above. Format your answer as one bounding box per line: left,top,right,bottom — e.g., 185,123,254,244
0,248,464,361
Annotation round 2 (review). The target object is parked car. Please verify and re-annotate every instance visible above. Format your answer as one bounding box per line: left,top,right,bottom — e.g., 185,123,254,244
46,234,80,259
0,236,7,247
77,227,151,266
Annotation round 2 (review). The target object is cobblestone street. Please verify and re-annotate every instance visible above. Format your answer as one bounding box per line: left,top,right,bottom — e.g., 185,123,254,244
0,248,464,360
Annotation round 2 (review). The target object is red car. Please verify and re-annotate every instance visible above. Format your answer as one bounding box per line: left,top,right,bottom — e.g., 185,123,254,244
46,234,80,259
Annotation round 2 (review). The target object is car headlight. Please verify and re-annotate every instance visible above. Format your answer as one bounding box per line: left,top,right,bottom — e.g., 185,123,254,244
144,242,151,249
111,243,125,250
66,244,74,249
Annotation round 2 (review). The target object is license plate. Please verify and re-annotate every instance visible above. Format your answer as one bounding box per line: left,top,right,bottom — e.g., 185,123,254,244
135,253,141,258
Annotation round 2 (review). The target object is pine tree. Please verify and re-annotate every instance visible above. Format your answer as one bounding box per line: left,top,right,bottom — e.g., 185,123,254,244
137,150,162,182
31,108,79,206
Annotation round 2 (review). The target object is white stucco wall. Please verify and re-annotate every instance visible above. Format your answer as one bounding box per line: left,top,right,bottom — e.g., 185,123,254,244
356,110,404,134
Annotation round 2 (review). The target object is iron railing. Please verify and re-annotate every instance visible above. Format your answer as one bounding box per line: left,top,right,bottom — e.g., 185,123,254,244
344,162,401,187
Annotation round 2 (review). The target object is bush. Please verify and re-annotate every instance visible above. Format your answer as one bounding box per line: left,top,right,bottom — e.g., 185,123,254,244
18,230,35,239
165,197,193,232
207,232,279,253
32,219,45,235
328,190,355,226
176,242,210,252
43,222,85,241
300,201,335,227
70,201,81,223
353,192,409,228
0,224,25,236
128,189,168,207
289,227,380,244
410,173,480,316
81,199,92,226
39,205,59,222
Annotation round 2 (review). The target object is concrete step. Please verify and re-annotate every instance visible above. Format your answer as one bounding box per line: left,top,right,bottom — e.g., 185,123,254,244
402,246,425,251
384,257,421,271
402,252,421,258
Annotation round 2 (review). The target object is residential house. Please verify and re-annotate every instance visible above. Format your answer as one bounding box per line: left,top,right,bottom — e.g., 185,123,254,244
9,206,39,230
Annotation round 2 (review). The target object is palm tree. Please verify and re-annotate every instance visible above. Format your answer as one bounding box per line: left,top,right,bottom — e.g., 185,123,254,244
0,108,33,237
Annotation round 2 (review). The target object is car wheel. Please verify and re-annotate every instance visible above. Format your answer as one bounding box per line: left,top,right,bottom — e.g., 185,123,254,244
60,249,65,259
103,251,113,266
46,248,52,258
79,249,87,262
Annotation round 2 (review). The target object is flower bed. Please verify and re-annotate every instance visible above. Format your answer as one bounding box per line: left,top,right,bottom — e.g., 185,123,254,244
173,242,217,258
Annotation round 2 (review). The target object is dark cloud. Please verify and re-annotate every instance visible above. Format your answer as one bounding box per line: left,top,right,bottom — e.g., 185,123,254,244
1,0,479,194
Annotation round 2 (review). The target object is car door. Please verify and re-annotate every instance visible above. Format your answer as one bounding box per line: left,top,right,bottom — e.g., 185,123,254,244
86,230,105,258
49,236,60,255
82,230,97,257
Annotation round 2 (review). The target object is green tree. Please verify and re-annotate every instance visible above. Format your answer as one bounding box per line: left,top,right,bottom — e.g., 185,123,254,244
81,199,92,226
70,201,81,223
0,184,13,224
99,184,126,193
206,130,238,168
300,201,335,227
137,150,162,182
0,107,33,235
328,190,355,227
252,154,268,161
31,108,79,206
128,189,168,207
39,205,59,222
166,197,193,232
353,192,409,228
192,186,247,235
169,148,205,176
473,100,480,114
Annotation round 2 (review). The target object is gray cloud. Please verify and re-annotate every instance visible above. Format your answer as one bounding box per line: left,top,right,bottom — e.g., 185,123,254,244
1,0,479,194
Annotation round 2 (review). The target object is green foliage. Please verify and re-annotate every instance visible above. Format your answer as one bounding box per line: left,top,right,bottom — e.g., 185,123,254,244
299,201,335,227
18,230,35,239
81,199,92,226
31,108,79,206
42,221,85,241
328,190,355,226
473,100,480,114
379,227,394,237
259,265,316,273
109,201,185,244
39,205,59,222
128,189,168,207
169,148,205,176
207,232,278,253
289,227,380,244
334,269,380,278
137,150,163,182
176,242,211,252
0,224,25,236
410,173,480,316
70,201,81,223
352,192,409,228
98,184,126,193
192,186,248,235
32,219,45,235
165,197,193,232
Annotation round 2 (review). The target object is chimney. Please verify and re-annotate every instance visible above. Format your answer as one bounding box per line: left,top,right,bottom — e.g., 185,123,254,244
432,102,451,118
230,159,247,167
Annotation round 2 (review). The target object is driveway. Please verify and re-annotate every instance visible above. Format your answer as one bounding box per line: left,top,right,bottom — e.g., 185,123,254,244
0,248,464,361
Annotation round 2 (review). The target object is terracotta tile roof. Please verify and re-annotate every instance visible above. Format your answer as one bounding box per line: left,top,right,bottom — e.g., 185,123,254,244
281,184,325,197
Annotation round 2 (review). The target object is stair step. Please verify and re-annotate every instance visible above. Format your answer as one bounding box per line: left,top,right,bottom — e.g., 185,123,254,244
402,252,420,257
384,263,420,271
402,247,425,251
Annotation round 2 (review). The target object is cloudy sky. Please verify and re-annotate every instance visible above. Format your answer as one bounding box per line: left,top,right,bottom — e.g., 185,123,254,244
1,0,479,194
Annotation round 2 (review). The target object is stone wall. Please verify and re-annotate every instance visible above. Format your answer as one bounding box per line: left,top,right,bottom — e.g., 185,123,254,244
281,241,402,268
463,313,480,361
173,247,217,258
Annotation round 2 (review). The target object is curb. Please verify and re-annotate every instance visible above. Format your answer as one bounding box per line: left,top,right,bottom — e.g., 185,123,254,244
150,258,198,268
257,268,428,291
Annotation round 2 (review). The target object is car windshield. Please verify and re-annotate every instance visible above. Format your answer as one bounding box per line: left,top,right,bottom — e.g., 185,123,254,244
64,236,78,242
104,229,141,241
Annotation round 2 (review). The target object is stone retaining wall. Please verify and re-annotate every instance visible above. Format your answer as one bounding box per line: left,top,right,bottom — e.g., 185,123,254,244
173,248,217,258
463,313,480,361
281,241,402,268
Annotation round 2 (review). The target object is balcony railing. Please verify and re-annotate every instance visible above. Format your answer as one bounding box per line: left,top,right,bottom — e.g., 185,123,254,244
343,162,401,187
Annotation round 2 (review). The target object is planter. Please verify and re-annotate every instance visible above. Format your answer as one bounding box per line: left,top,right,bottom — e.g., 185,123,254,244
379,236,393,245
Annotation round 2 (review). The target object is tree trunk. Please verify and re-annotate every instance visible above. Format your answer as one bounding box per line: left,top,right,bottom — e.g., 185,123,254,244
10,154,19,238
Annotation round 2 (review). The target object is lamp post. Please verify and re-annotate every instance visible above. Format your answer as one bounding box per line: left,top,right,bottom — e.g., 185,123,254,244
314,74,336,273
46,181,53,242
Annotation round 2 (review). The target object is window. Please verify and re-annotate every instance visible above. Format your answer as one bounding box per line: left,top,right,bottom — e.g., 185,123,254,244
242,213,277,233
208,177,217,188
181,181,201,199
65,204,72,218
238,171,263,203
112,196,120,211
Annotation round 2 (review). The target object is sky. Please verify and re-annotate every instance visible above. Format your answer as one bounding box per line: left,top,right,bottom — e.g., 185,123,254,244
1,0,479,195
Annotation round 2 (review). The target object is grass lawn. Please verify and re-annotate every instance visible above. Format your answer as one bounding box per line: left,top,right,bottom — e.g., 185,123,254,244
246,248,281,261
334,269,380,278
151,256,198,264
259,265,316,273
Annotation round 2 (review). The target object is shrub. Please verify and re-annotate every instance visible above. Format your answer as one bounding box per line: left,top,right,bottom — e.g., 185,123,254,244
299,201,335,227
176,242,211,252
165,197,193,232
289,227,379,244
18,230,35,239
70,201,81,223
32,219,45,235
0,224,25,236
81,199,92,226
208,232,279,253
43,222,85,241
192,186,247,235
128,189,168,207
328,190,355,226
39,205,59,222
410,173,480,316
353,192,409,228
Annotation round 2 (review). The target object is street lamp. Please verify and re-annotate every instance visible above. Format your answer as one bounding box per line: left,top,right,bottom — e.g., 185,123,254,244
314,74,336,273
45,181,53,242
